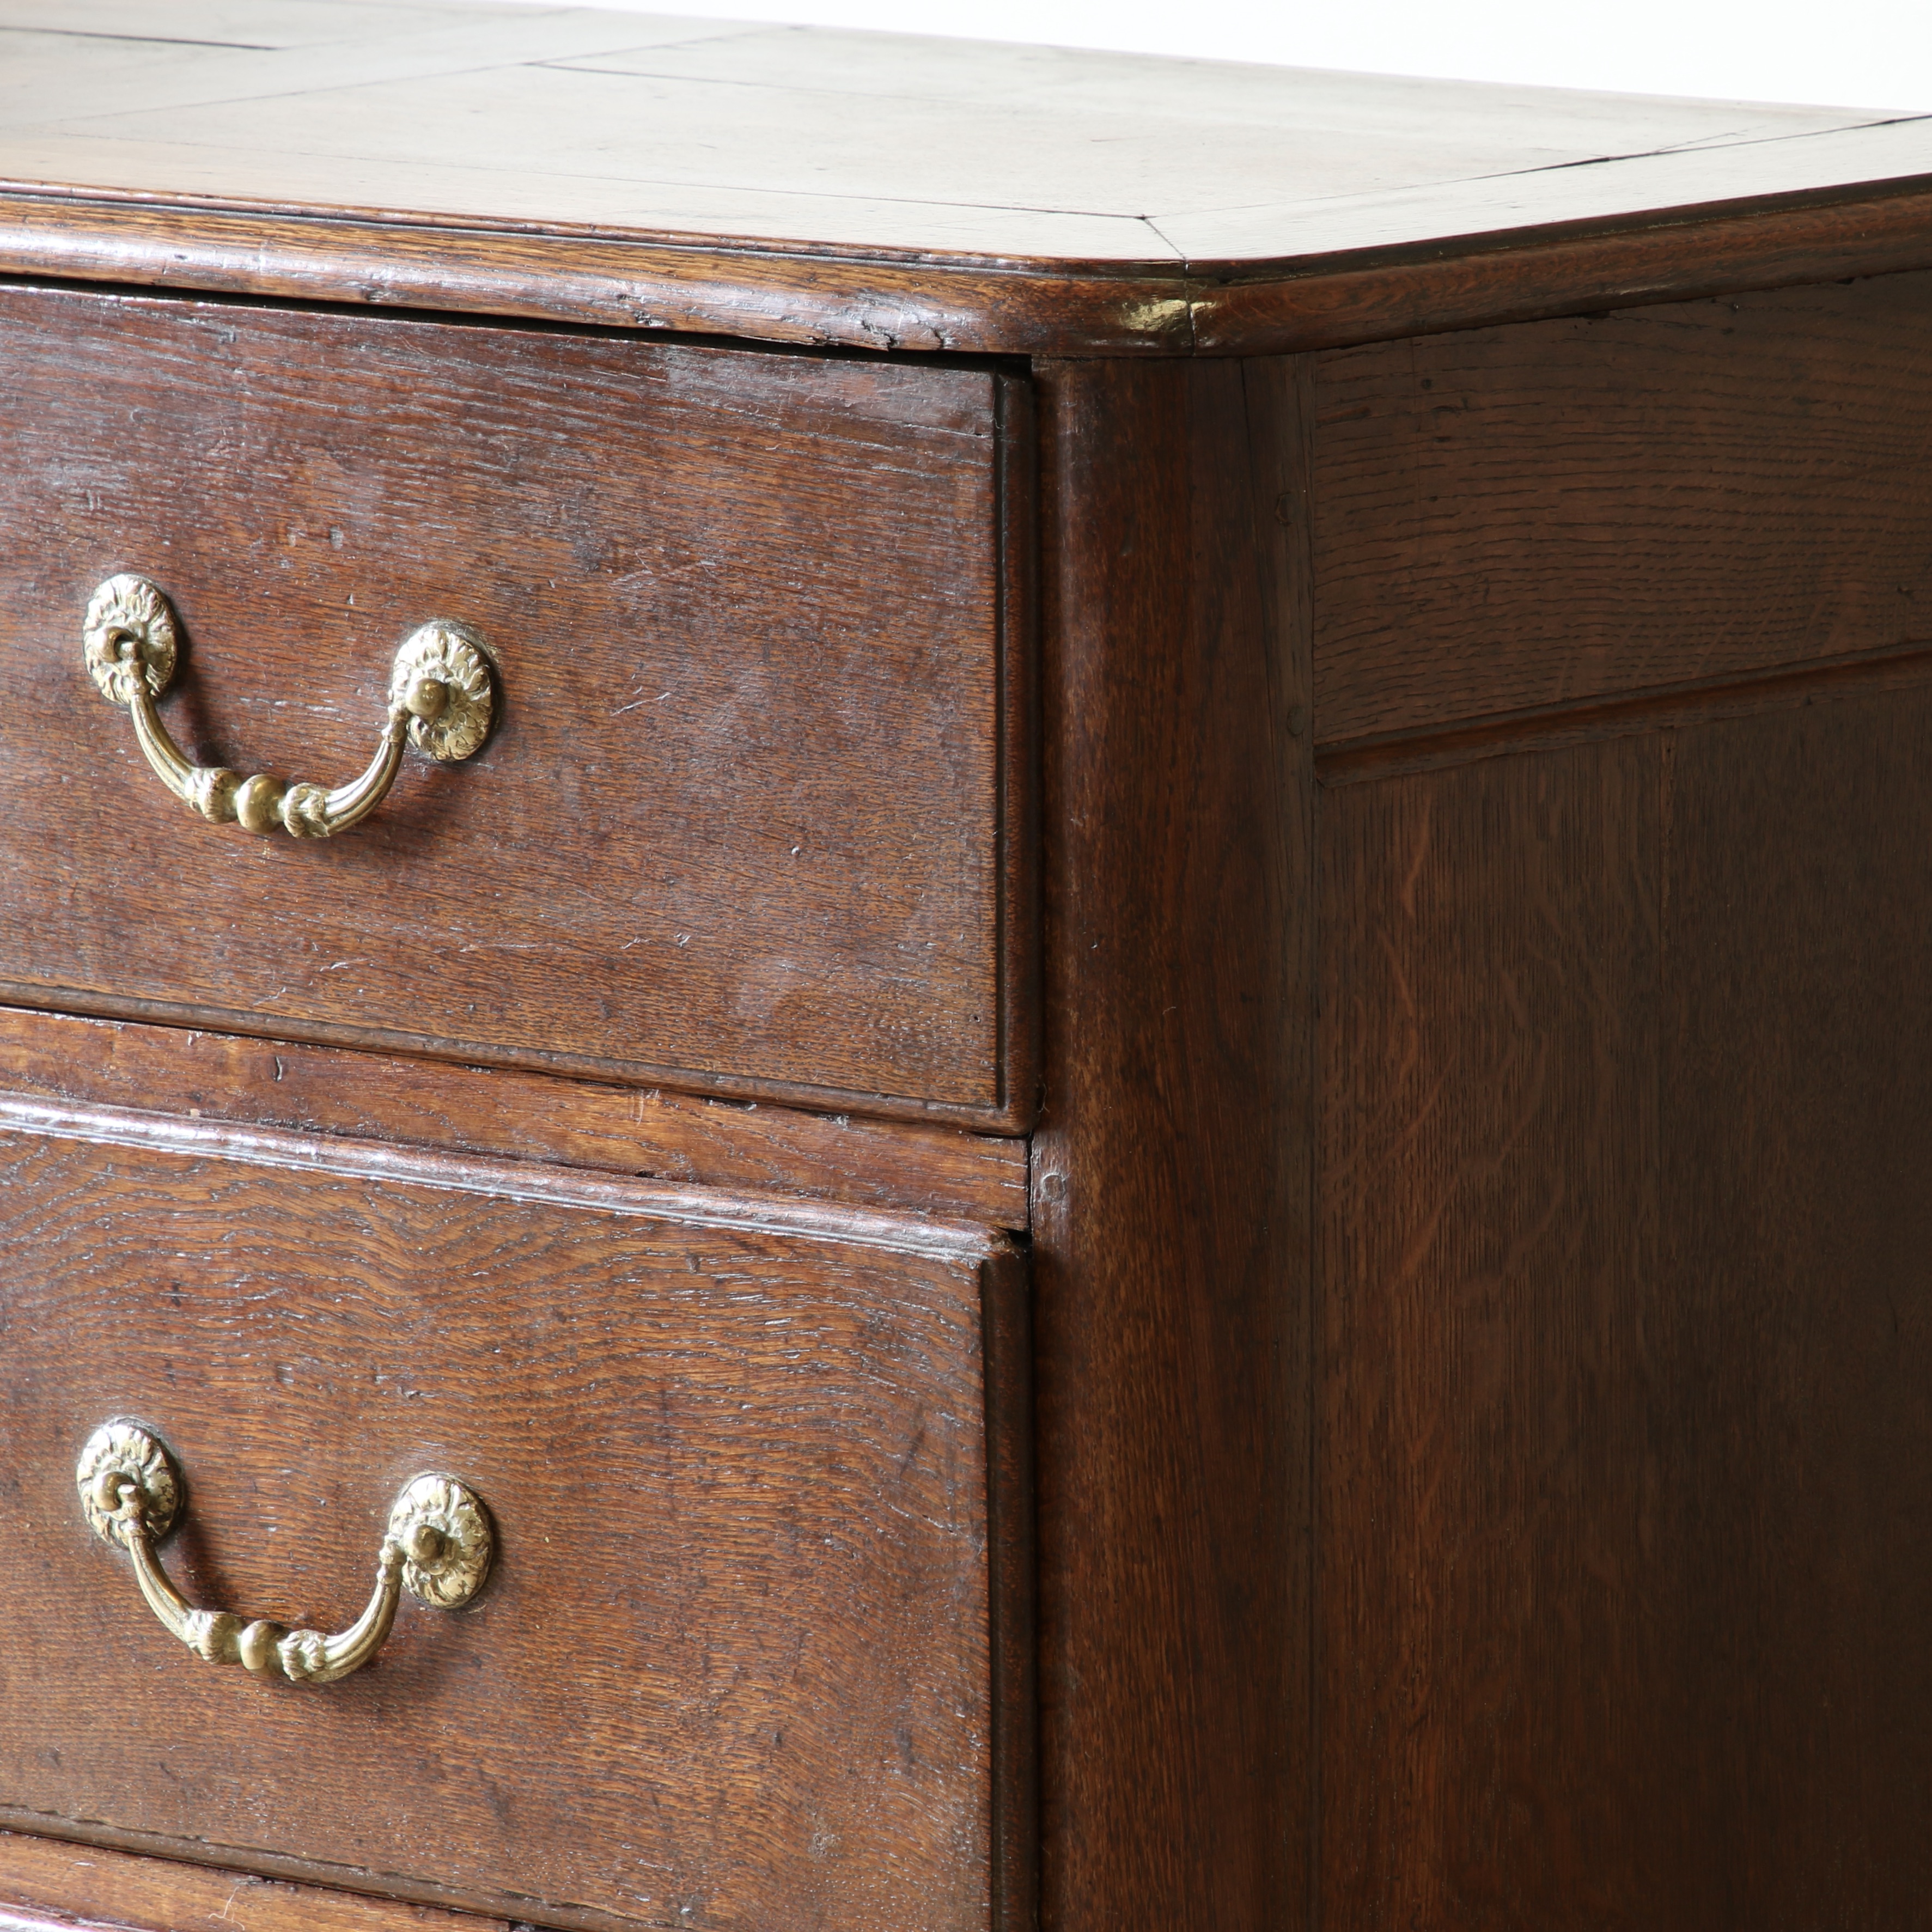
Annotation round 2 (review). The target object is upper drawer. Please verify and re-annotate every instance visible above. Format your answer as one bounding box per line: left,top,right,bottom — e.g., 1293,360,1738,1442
1311,270,1932,748
0,286,1031,1127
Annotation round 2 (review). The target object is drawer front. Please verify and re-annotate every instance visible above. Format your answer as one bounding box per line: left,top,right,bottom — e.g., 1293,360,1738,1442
1311,269,1932,748
0,285,1031,1125
0,1100,1026,1932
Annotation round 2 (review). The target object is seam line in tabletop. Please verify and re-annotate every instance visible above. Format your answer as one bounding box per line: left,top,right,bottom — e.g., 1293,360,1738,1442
2,120,1205,241
1149,112,1932,233
0,26,277,50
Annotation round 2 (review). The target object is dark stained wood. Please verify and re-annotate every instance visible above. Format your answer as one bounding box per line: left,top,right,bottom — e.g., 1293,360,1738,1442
0,1098,1027,1932
1028,356,1314,1930
1311,270,1932,747
0,1087,1008,1329
1654,688,1932,1927
1193,179,1932,356
992,375,1043,1147
5,6,1932,356
14,15,1932,1928
0,1832,510,1932
981,1229,1038,1932
0,282,1033,1127
1315,643,1932,789
22,182,1932,364
1317,690,1932,1925
0,193,1196,358
0,1007,1029,1228
1319,736,1665,1925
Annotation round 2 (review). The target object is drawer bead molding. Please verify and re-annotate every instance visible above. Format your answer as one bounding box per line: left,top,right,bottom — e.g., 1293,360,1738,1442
81,574,496,838
75,1421,493,1685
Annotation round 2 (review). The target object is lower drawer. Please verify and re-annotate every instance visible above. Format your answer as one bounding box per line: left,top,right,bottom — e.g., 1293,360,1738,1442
0,1098,1027,1932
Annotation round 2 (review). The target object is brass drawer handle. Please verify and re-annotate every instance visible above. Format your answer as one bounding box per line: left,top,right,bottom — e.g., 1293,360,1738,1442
82,575,495,837
76,1422,492,1685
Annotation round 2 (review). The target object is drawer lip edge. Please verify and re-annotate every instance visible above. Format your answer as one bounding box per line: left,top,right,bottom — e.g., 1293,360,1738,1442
0,1007,1031,1231
0,1090,1020,1263
0,984,1037,1135
0,1809,861,1932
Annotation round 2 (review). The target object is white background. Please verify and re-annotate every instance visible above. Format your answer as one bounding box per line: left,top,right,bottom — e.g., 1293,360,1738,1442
491,0,1932,113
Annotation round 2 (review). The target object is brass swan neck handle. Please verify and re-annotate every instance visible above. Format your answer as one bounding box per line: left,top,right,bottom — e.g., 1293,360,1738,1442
76,1422,492,1686
82,574,495,838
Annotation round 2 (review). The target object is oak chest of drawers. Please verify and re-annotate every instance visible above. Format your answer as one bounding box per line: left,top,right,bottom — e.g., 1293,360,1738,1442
6,7,1932,1929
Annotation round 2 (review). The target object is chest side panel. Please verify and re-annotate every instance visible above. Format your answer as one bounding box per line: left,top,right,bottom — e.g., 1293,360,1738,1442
1312,270,1932,747
1318,682,1932,1925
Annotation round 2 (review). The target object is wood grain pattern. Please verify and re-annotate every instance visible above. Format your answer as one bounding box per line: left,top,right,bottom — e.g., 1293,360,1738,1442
0,193,1196,359
0,281,1032,1126
0,1007,1029,1228
1314,644,1932,789
5,5,1932,355
0,1101,1026,1932
1029,356,1313,1930
0,4,1878,254
1190,179,1932,356
19,182,1932,364
14,20,1932,1923
1174,117,1932,265
1654,689,1932,1927
1319,736,1665,1925
0,1832,509,1932
1318,690,1932,1924
1312,270,1932,747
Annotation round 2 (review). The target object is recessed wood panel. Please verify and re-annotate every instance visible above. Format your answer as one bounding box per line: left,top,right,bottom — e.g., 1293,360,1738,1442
1318,686,1932,1924
1312,271,1932,746
1654,686,1932,1928
0,283,1029,1124
0,1105,1024,1932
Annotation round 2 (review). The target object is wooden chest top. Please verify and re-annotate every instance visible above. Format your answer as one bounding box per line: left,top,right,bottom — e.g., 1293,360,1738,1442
4,0,1932,352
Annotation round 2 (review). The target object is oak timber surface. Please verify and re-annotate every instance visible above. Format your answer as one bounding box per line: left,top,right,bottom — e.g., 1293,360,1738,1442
1311,270,1932,746
1029,358,1313,1927
1318,688,1932,1923
0,1009,1031,1226
0,281,1028,1125
0,1832,511,1932
0,1108,1019,1932
7,1,1932,351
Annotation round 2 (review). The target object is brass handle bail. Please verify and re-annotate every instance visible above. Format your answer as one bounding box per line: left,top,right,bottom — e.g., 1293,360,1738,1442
76,1422,492,1686
82,574,495,838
